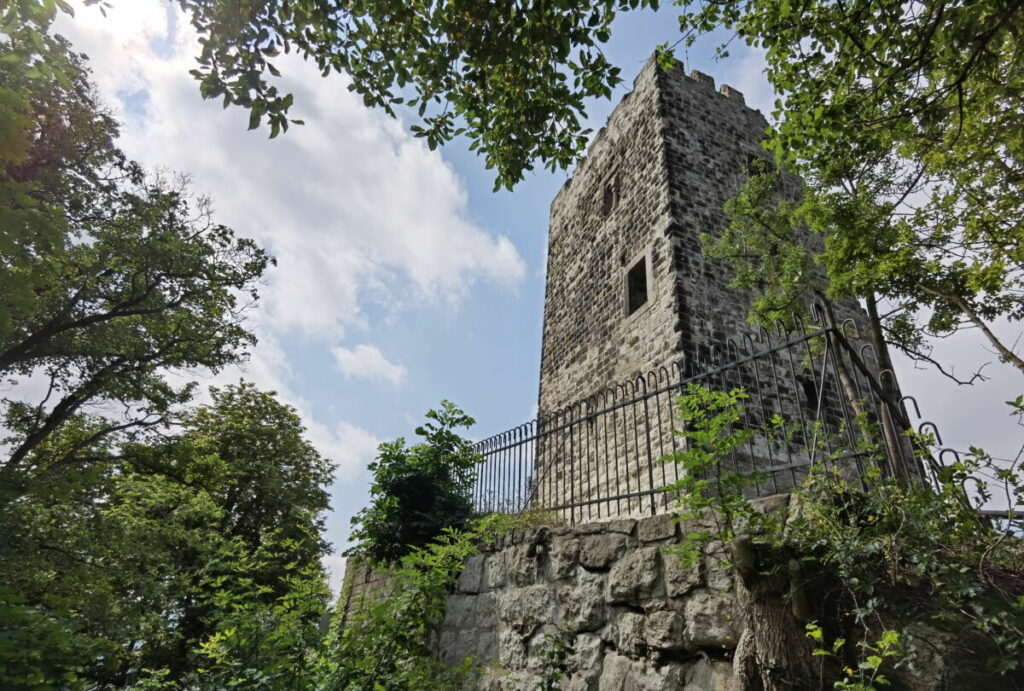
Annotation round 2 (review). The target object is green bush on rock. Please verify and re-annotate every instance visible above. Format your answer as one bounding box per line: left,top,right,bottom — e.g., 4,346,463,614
348,401,481,563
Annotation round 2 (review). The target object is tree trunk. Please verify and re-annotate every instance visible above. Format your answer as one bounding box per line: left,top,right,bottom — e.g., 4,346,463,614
864,295,918,484
730,536,819,691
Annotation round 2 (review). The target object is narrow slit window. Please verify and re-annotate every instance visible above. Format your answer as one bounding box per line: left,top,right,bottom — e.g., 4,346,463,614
601,183,616,216
626,257,648,315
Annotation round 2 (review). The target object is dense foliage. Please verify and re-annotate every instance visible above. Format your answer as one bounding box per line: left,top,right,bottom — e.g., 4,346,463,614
0,29,271,502
689,0,1024,380
0,384,334,688
326,515,515,689
348,401,481,563
0,27,334,690
666,384,1024,689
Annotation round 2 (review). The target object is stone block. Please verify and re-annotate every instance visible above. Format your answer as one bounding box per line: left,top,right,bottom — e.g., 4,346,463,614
637,514,677,542
485,550,508,590
562,569,607,632
718,84,745,105
442,593,476,630
574,521,608,535
683,590,737,650
683,658,732,691
662,551,701,598
612,611,646,657
645,610,685,651
507,545,538,586
475,628,500,662
498,627,527,669
703,541,732,592
607,546,663,604
569,632,604,673
549,536,580,580
498,584,556,638
607,519,637,535
457,553,485,594
598,652,686,690
580,533,627,570
749,493,790,517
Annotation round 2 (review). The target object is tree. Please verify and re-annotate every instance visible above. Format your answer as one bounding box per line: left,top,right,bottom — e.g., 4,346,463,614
0,384,334,688
348,401,480,563
0,34,272,500
5,0,660,191
681,0,1024,380
0,26,330,689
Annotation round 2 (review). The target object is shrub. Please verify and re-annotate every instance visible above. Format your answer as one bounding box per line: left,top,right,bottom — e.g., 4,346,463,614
348,401,480,563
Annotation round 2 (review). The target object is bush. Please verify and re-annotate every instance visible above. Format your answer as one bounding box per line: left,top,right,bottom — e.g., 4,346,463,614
348,401,480,563
663,384,1024,688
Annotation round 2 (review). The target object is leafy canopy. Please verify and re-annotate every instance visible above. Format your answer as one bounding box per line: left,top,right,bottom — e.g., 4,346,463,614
685,0,1024,376
0,32,272,496
0,384,334,689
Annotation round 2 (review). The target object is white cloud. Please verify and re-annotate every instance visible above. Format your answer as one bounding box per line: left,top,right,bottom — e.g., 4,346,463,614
333,344,408,387
56,1,525,342
48,0,519,532
321,554,348,598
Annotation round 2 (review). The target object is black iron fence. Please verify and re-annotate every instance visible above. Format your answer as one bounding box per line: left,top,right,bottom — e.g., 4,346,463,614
471,322,939,524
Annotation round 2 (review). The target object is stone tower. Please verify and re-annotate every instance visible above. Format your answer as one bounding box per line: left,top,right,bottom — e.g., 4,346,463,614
534,59,876,518
540,59,790,413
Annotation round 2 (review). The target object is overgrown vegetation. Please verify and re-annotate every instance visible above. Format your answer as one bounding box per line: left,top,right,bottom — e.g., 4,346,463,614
347,401,481,563
327,513,516,690
665,384,1024,689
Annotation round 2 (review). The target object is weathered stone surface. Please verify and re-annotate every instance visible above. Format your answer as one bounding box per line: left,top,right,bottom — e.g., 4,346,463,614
749,493,790,517
562,569,607,632
457,553,485,593
442,593,475,630
506,545,539,586
549,536,581,579
637,514,677,542
598,652,687,690
574,521,608,535
703,541,732,592
683,658,732,690
607,519,637,535
663,551,701,598
526,623,561,674
438,629,459,665
570,632,604,673
485,550,508,590
568,672,599,691
608,546,663,603
498,627,527,669
534,51,874,512
499,584,556,637
612,611,646,657
683,590,737,650
475,628,499,661
645,610,685,650
476,591,499,622
580,533,627,570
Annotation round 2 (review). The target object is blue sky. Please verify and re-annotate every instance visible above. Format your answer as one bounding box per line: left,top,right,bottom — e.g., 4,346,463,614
54,1,1022,590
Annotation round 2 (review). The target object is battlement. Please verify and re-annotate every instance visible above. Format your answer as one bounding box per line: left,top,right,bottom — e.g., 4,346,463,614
552,58,755,212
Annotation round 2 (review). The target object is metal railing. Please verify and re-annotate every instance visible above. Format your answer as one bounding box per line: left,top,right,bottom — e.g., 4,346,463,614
470,321,938,524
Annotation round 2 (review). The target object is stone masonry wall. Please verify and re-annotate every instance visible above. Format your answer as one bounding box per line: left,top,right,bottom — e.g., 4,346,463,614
539,58,677,415
435,499,793,689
